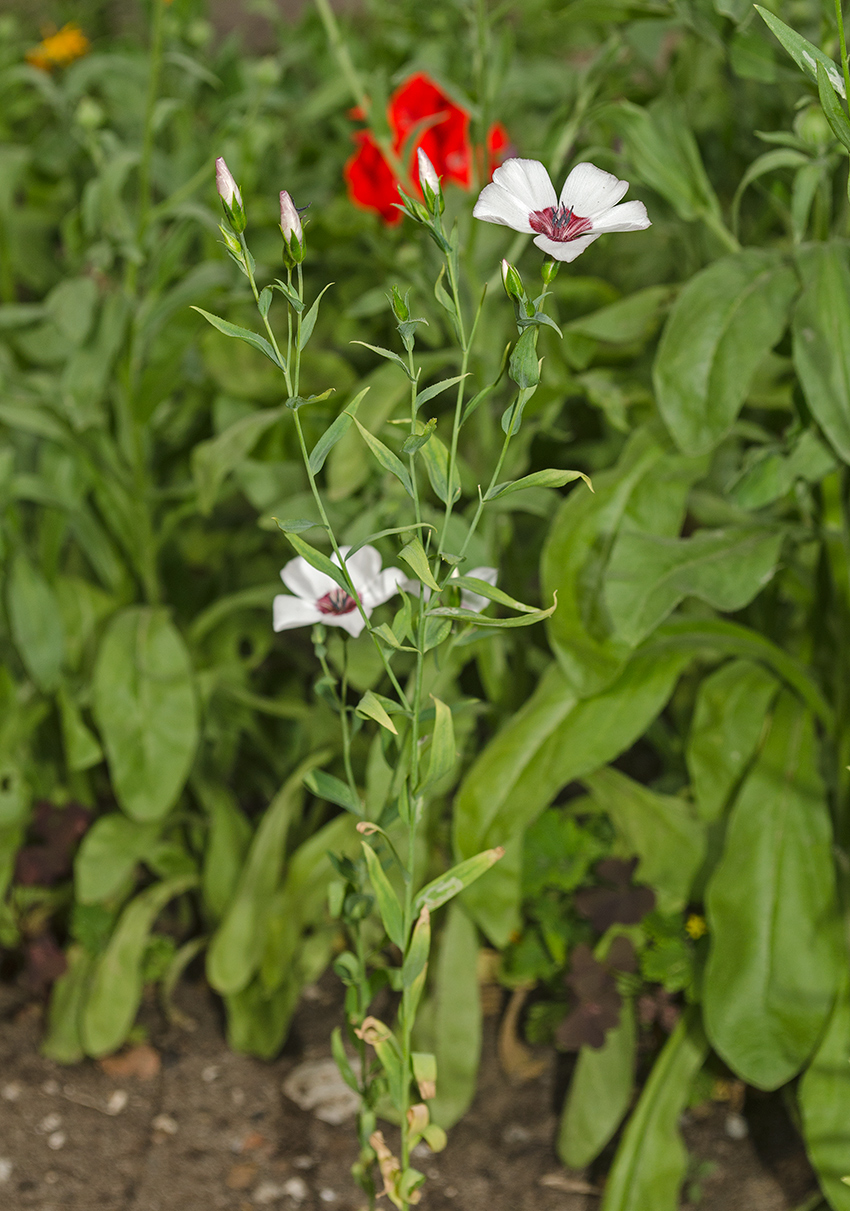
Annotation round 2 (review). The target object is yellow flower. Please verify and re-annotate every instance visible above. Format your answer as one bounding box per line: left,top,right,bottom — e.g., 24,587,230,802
685,914,707,940
26,23,90,72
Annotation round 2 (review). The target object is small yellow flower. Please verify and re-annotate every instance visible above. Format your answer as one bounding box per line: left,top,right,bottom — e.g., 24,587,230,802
686,914,707,940
26,23,90,72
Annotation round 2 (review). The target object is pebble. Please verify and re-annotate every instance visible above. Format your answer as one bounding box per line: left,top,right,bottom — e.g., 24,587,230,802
319,1191,336,1203
152,1114,179,1135
201,1065,220,1083
444,1187,458,1199
1,1082,21,1102
0,1159,12,1183
293,1155,314,1170
253,1181,287,1205
106,1090,129,1115
502,1123,532,1145
39,1113,62,1134
231,1087,246,1106
725,1111,749,1140
42,1079,60,1095
282,1176,309,1202
45,1171,58,1185
47,1131,66,1151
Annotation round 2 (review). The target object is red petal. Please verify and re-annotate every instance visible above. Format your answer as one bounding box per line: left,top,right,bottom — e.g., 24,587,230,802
344,132,403,225
388,71,471,188
486,122,512,176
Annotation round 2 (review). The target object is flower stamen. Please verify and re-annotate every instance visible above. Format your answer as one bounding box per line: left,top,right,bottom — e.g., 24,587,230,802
529,204,593,243
316,588,359,616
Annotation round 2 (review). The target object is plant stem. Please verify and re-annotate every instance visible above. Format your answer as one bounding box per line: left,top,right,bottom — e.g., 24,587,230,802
128,0,166,294
836,0,850,115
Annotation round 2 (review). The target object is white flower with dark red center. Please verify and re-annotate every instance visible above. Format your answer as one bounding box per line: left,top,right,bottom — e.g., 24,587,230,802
401,565,498,612
473,158,650,262
273,545,404,638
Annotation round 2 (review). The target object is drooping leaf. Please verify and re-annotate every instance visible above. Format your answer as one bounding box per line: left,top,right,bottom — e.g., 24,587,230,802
559,998,636,1169
418,696,456,791
799,973,850,1211
42,944,93,1064
399,536,441,593
93,608,199,822
191,307,283,368
704,693,842,1089
486,468,591,500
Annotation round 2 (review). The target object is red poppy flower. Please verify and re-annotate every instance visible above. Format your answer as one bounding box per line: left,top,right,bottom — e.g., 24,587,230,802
344,71,510,224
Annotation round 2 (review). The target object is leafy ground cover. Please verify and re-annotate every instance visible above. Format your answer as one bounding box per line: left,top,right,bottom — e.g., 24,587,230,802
2,0,850,1207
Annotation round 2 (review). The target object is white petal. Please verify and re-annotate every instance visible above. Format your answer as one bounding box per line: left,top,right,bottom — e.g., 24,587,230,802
458,566,498,613
473,181,535,232
533,232,600,262
400,576,430,602
361,566,405,610
560,162,628,218
280,556,333,601
336,544,381,590
588,199,651,233
327,609,368,638
492,159,558,211
273,594,324,632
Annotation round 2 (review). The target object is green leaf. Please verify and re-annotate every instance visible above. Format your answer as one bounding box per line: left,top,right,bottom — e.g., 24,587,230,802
419,696,456,791
309,387,368,475
93,608,199,822
304,768,362,815
351,341,416,381
191,306,283,369
206,755,323,995
415,374,469,411
793,243,850,463
282,532,350,593
559,999,635,1169
331,1026,362,1094
756,6,846,97
508,327,539,389
81,874,197,1057
419,431,460,505
194,782,252,923
403,907,431,1025
361,841,405,950
653,251,798,455
686,659,779,822
450,577,537,613
605,526,784,647
486,468,591,500
582,768,705,913
298,283,333,350
192,407,285,515
353,417,414,497
42,945,93,1064
799,973,850,1211
224,976,299,1059
704,693,842,1089
401,417,437,455
428,600,557,629
732,149,810,235
75,814,161,905
398,536,441,593
356,690,398,734
274,518,322,533
413,847,504,915
57,686,102,772
601,1011,708,1211
565,285,672,346
7,554,64,692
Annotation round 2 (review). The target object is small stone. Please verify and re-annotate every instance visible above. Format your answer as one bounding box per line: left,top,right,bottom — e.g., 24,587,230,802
1,1082,21,1102
0,1159,12,1183
502,1123,532,1145
98,1044,161,1082
47,1131,66,1151
151,1114,178,1135
283,1176,309,1202
231,1087,246,1107
253,1181,286,1205
412,1143,431,1159
725,1111,748,1140
39,1113,62,1133
240,1130,266,1152
293,1156,314,1170
41,1080,60,1096
201,1065,220,1083
282,1058,361,1125
106,1090,128,1115
225,1163,257,1191
319,1190,336,1203
444,1187,458,1199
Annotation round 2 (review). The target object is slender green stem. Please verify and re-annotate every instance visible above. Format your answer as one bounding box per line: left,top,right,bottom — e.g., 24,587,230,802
836,0,850,116
239,234,293,395
128,0,166,293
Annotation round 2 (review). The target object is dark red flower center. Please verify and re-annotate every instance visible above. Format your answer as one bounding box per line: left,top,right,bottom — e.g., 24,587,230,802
316,589,358,616
529,204,593,243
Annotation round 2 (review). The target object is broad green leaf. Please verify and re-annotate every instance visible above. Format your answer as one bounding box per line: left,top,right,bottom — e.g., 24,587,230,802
399,535,441,593
308,387,367,474
564,285,672,345
93,608,198,822
195,782,252,922
731,149,809,234
75,814,161,905
298,283,333,350
224,976,299,1059
207,755,323,995
799,973,850,1211
582,768,705,913
704,693,842,1089
42,945,93,1064
559,999,635,1169
605,526,783,647
793,243,850,463
601,1011,708,1211
81,874,197,1057
192,406,284,515
756,6,846,96
362,841,405,950
356,689,398,734
413,847,503,915
328,365,408,500
419,431,460,505
508,327,539,389
818,63,850,151
542,428,706,697
7,553,64,692
654,251,798,455
57,686,102,772
419,696,456,791
191,306,283,368
486,468,591,500
304,768,362,815
282,531,350,593
353,417,414,497
686,659,779,822
456,647,691,946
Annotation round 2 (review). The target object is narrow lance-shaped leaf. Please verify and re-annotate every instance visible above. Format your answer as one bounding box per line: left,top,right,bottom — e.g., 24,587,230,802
413,847,504,915
356,690,398,735
309,387,368,475
281,531,350,594
559,998,636,1169
353,417,414,497
351,341,416,381
419,696,456,791
755,6,846,96
304,768,362,815
485,468,592,500
399,536,441,593
191,306,283,369
361,841,405,950
298,282,334,351
428,596,557,629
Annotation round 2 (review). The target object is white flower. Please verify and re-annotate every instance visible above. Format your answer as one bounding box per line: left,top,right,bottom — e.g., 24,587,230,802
417,148,440,194
273,545,404,638
215,157,241,208
401,566,498,613
279,190,302,243
473,158,650,263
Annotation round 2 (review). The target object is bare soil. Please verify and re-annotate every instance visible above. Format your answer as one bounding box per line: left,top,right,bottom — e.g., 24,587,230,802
0,972,819,1211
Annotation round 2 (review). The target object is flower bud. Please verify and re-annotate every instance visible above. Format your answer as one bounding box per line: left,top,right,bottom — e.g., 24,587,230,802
215,156,245,233
279,189,305,266
541,258,560,285
417,147,444,215
390,284,410,322
500,259,525,302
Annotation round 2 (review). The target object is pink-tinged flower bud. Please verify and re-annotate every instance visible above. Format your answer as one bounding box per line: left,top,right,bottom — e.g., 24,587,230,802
500,259,524,303
279,190,305,266
417,147,444,216
215,157,246,233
